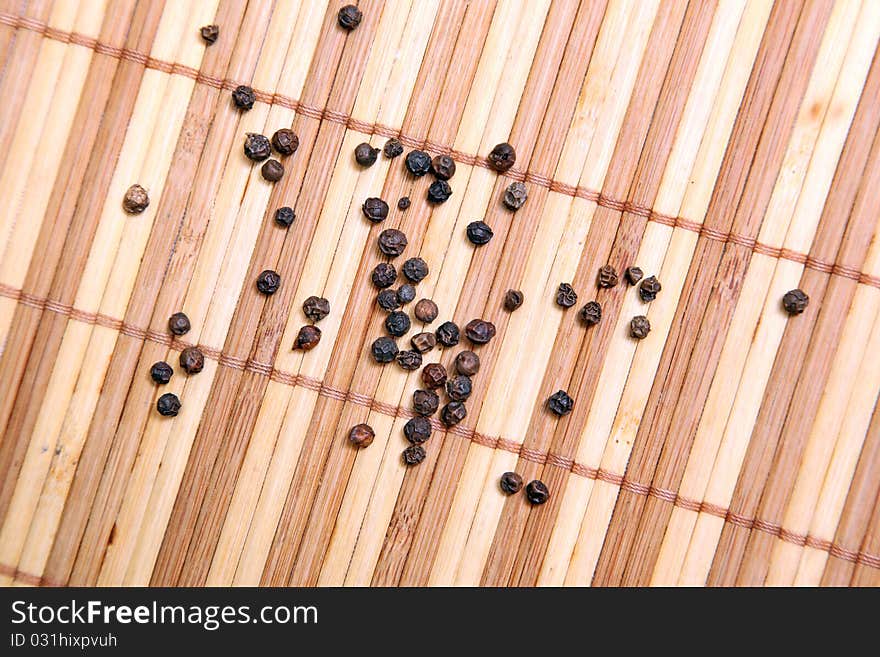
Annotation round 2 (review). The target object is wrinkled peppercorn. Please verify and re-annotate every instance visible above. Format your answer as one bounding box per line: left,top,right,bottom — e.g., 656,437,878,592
427,180,452,204
782,288,809,315
179,346,204,374
597,265,618,288
403,444,426,465
455,350,480,376
410,332,436,353
256,269,281,295
168,312,191,336
414,299,438,323
466,221,493,245
150,361,173,385
232,85,255,110
385,311,411,337
556,283,577,308
413,389,439,416
337,4,362,30
349,423,374,448
157,392,181,417
354,142,378,167
580,301,601,326
200,24,219,44
396,349,422,371
526,480,549,505
625,267,643,285
446,375,472,402
465,319,496,344
302,296,330,321
488,142,516,173
421,362,447,389
503,181,527,210
261,159,284,182
384,138,404,158
639,276,661,302
431,154,456,180
630,315,650,339
377,288,400,311
402,257,428,283
441,401,467,426
404,416,432,444
271,128,298,156
243,133,271,161
378,228,407,257
371,336,398,363
397,284,416,305
500,471,523,495
371,262,397,288
436,321,460,347
547,390,573,416
397,196,410,210
504,289,523,312
294,325,322,350
362,197,389,223
123,184,149,214
274,206,295,227
405,150,431,177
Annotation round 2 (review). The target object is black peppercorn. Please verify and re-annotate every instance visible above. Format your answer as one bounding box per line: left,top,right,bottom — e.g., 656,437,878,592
274,206,295,228
123,184,149,214
243,133,271,161
362,197,389,223
271,128,299,156
441,401,467,427
465,319,496,345
302,295,330,321
294,325,322,350
547,390,573,416
410,332,436,353
396,349,423,371
384,138,404,158
232,85,255,110
256,269,281,295
500,471,523,494
261,159,284,182
402,257,428,283
782,288,809,315
431,154,456,180
397,284,416,305
421,362,447,389
378,228,407,257
488,142,516,173
405,150,431,177
630,315,651,339
338,4,362,30
354,142,379,167
377,288,400,311
436,321,460,347
150,361,173,385
385,310,411,337
371,336,398,363
466,221,493,246
403,444,426,466
556,283,577,308
371,262,397,288
639,276,661,302
403,416,432,444
504,289,523,312
597,265,618,288
503,181,527,210
580,301,601,325
413,389,440,416
397,196,410,210
446,375,472,402
414,299,438,323
349,423,374,447
179,346,205,374
157,392,181,417
625,266,643,285
526,480,549,505
427,179,452,204
200,24,219,44
168,312,191,336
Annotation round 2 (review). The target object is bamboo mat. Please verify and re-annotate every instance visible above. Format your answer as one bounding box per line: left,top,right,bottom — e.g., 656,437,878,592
0,0,878,588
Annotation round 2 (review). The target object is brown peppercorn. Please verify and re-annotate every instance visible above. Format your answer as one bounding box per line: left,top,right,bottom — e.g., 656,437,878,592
487,142,516,172
431,154,456,180
371,336,398,363
556,283,577,308
168,312,191,336
435,321,460,347
630,315,651,339
441,401,467,427
403,416,432,444
122,184,149,214
503,181,527,210
232,85,255,110
294,325,322,350
396,349,422,371
410,332,436,353
597,265,618,288
157,392,181,417
256,269,281,295
302,296,330,322
504,289,523,312
150,361,173,385
243,133,271,161
402,444,426,466
526,480,550,505
337,4,363,30
421,362,447,389
455,350,480,376
378,228,408,257
349,423,375,448
271,128,299,156
465,319,496,345
200,24,219,44
362,197,389,223
500,471,523,495
354,142,379,167
371,262,397,288
625,266,643,285
412,389,440,416
639,276,662,302
261,159,284,182
179,346,204,374
445,375,472,402
384,138,404,158
782,288,809,315
580,301,601,326
414,299,439,323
